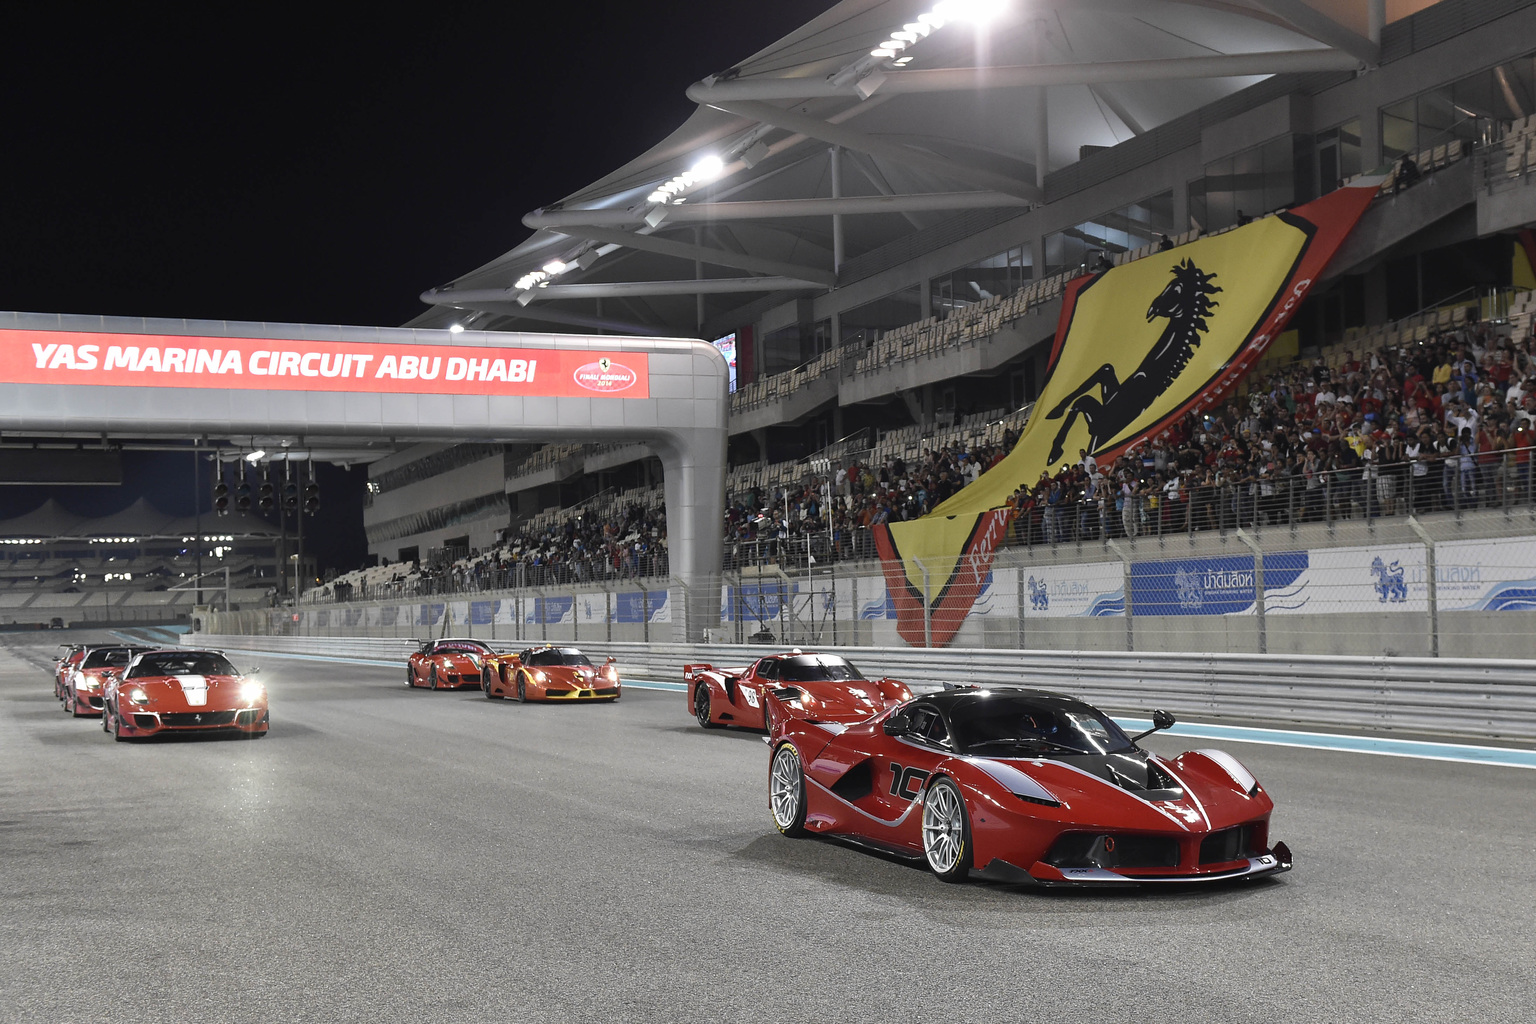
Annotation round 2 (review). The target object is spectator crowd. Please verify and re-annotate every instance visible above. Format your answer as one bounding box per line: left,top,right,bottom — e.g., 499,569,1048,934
317,304,1536,600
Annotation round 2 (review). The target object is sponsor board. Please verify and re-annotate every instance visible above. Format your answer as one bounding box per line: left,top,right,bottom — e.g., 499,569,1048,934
1130,552,1307,616
1438,536,1536,611
1007,561,1126,618
0,328,650,399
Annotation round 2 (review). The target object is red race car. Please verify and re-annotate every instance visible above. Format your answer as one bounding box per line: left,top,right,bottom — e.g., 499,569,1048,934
102,649,268,741
53,644,87,700
483,645,620,702
406,638,494,690
685,651,912,731
62,645,147,717
765,685,1292,887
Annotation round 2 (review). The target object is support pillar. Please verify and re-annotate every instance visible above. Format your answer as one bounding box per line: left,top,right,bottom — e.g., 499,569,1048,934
830,147,845,277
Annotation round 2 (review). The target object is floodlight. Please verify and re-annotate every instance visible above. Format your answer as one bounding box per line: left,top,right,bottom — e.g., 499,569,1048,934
936,0,1006,24
689,155,725,180
891,30,918,42
904,22,932,36
870,47,897,57
448,323,465,334
541,260,568,275
881,39,908,50
246,450,266,462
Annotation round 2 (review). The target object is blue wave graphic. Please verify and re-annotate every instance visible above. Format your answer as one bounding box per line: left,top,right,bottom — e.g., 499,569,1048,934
1467,580,1536,612
1086,593,1126,617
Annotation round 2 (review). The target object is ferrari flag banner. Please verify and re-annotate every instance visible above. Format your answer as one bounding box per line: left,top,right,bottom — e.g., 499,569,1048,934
876,180,1381,647
0,329,649,399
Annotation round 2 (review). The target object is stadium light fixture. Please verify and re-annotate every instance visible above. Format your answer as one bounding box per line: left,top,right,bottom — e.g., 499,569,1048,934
541,260,568,275
447,323,465,334
870,47,897,58
936,0,1008,24
690,154,724,180
246,450,266,462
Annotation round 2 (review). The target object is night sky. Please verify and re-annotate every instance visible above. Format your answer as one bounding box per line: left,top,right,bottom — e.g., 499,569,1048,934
1,2,834,572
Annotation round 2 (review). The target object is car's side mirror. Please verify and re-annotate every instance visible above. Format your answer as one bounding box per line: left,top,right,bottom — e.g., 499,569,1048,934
1130,708,1177,744
882,717,909,737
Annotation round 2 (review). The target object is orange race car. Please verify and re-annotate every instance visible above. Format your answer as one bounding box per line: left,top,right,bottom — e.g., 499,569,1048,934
483,645,620,702
406,637,495,690
101,648,268,741
62,645,148,717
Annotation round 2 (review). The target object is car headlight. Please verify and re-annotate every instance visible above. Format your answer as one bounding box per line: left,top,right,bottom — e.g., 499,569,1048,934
603,665,618,680
533,670,546,683
239,681,265,703
127,688,150,706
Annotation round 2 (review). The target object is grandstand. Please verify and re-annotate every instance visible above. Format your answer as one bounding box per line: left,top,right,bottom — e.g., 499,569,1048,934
0,497,288,626
335,2,1536,608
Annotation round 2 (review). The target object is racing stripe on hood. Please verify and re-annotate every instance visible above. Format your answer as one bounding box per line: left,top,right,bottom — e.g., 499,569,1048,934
1192,749,1257,792
174,675,209,706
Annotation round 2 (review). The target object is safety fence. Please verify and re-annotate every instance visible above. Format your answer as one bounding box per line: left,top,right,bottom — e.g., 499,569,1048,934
225,507,1536,662
187,633,1536,743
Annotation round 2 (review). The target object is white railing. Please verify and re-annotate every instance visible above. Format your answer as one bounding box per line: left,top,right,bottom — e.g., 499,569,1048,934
190,634,1536,743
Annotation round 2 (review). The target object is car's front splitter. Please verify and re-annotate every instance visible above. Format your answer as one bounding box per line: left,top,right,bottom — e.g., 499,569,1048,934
981,843,1292,886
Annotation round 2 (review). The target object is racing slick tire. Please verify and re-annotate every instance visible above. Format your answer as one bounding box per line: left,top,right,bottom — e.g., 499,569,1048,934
769,743,808,837
406,664,415,688
109,705,127,743
516,673,528,703
693,682,719,729
921,776,973,882
429,666,440,691
482,667,499,699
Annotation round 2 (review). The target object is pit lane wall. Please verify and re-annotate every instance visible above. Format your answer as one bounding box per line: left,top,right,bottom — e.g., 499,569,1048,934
222,512,1536,661
183,632,1536,743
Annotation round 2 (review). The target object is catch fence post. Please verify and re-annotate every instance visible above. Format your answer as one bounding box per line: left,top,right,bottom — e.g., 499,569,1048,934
1408,516,1439,658
1236,528,1266,655
1107,539,1133,652
921,559,932,649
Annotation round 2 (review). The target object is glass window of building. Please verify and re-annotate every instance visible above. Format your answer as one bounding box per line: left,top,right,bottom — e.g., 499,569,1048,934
1042,192,1173,277
1315,119,1363,194
930,243,1032,318
1380,54,1536,162
1186,136,1294,234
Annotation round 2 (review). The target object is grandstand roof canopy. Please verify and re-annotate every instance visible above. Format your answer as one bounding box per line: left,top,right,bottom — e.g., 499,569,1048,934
0,497,280,541
415,0,1429,337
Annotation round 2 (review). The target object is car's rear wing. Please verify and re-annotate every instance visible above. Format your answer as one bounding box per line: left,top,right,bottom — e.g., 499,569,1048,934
682,663,714,682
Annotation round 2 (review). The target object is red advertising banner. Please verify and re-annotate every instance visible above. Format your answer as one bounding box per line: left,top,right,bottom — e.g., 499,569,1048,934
0,329,650,399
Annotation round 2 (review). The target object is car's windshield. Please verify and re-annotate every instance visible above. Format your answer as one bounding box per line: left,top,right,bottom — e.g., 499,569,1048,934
776,655,865,682
127,652,239,678
436,641,491,655
82,647,138,669
523,648,592,667
948,694,1136,756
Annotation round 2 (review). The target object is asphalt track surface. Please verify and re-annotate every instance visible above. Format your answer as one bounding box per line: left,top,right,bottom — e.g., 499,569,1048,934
3,633,1533,1024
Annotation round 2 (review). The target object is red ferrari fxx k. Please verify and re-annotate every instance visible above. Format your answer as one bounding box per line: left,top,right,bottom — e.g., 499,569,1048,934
62,645,147,717
765,685,1292,886
685,651,912,731
102,649,268,741
483,645,620,702
407,638,494,690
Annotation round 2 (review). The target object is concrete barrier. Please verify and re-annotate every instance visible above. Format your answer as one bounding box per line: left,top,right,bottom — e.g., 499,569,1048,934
190,633,1536,742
